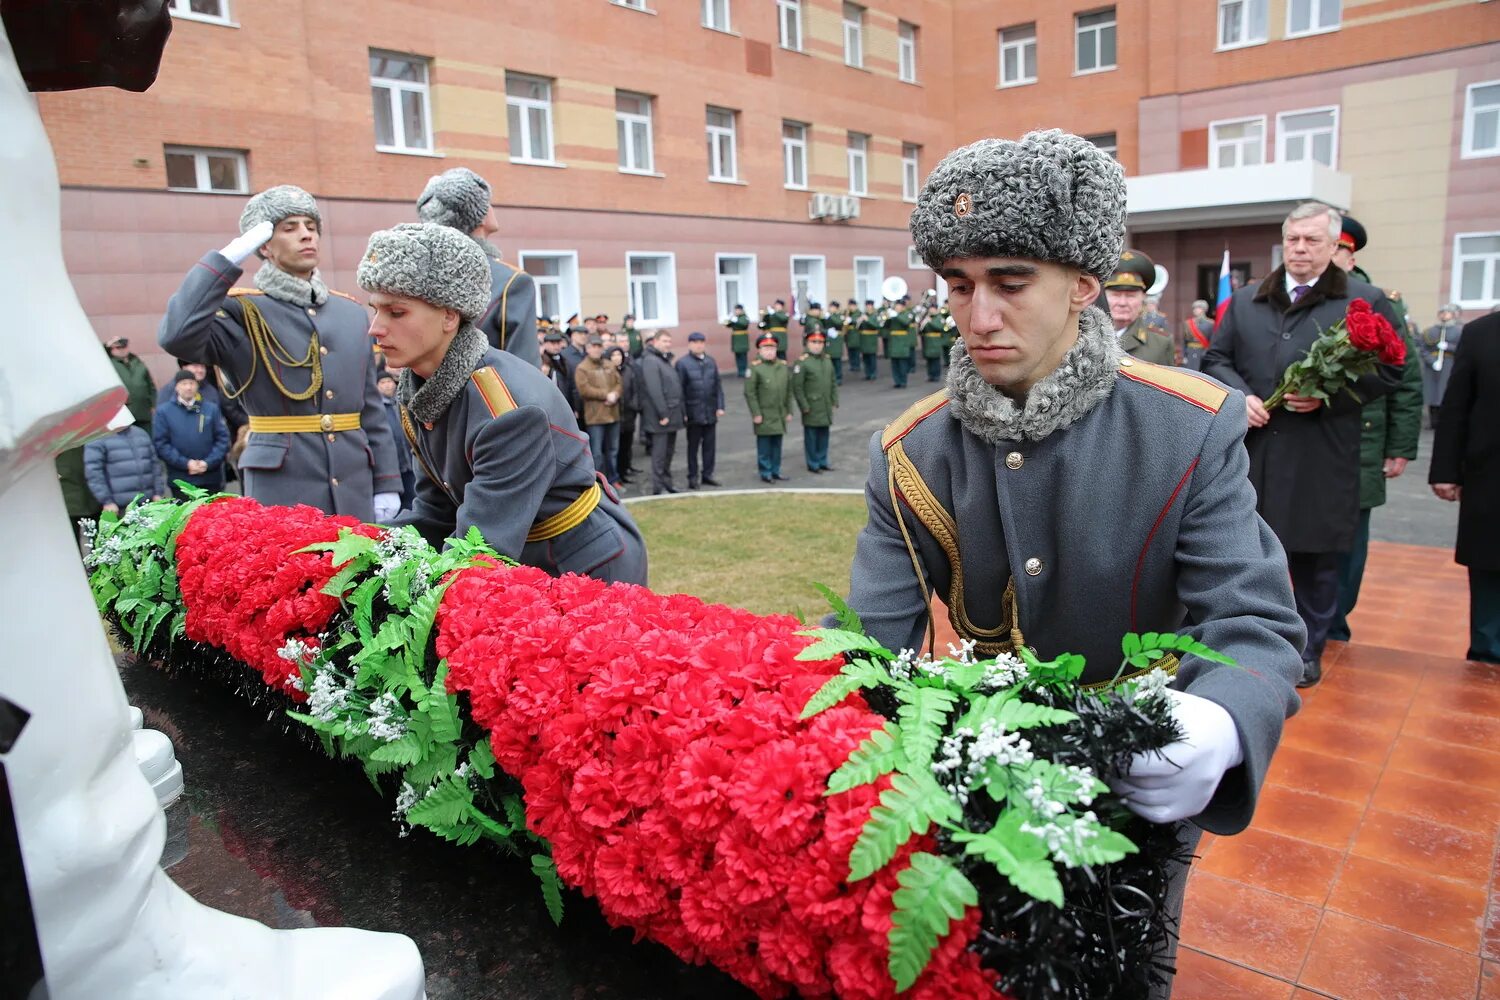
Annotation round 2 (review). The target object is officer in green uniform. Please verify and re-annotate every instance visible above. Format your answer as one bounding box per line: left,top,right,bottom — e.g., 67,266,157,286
744,332,792,482
724,304,751,377
622,313,644,359
859,299,882,380
823,301,845,385
791,330,838,473
883,295,916,388
842,301,864,380
920,305,947,382
1104,250,1175,365
758,299,790,360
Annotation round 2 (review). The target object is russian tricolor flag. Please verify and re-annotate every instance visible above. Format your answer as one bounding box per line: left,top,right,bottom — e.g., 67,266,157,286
1212,249,1232,331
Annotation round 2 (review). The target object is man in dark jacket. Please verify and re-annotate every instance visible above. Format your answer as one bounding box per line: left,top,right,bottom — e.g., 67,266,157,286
608,346,640,484
85,418,167,513
676,332,724,489
1203,201,1404,687
1430,311,1500,663
105,336,156,433
639,330,685,495
153,369,230,497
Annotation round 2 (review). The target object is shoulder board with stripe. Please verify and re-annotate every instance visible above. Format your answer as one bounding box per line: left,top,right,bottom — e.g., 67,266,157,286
1117,359,1228,414
881,388,950,451
327,288,359,302
227,287,264,297
470,366,518,418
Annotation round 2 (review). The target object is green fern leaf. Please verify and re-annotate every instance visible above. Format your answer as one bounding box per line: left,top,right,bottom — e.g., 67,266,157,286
811,582,865,634
827,723,905,794
531,854,565,925
794,627,888,662
368,732,423,764
953,813,1064,908
896,686,958,769
468,739,497,780
404,775,470,830
848,772,958,882
329,530,377,568
887,852,979,992
800,659,890,719
1059,822,1138,868
420,663,462,744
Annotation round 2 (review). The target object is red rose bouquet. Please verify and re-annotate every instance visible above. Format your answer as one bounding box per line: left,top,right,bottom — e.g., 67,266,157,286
1263,298,1405,411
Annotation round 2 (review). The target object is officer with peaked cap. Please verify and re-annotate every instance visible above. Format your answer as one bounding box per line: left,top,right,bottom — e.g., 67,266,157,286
1104,250,1175,365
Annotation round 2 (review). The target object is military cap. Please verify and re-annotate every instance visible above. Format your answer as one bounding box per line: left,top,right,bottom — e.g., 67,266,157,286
566,313,580,326
829,300,842,307
864,299,875,306
756,333,779,347
586,335,604,346
687,331,706,341
774,299,786,307
357,222,492,322
910,129,1125,280
595,313,609,322
1103,250,1156,292
416,168,492,234
543,330,566,342
239,184,320,235
1337,215,1367,252
805,331,826,341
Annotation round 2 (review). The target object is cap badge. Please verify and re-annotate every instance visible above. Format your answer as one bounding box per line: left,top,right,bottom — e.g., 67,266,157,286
953,193,974,218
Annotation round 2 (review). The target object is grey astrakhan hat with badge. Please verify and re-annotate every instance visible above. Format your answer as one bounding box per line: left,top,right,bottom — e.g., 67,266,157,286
356,223,493,322
238,184,321,234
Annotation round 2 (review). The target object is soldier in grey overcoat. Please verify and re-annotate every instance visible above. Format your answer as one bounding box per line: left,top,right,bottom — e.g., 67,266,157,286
416,168,539,369
158,185,402,522
359,223,646,584
847,132,1306,998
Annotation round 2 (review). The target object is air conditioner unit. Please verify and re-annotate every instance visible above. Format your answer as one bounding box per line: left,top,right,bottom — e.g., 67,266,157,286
839,195,861,220
808,193,836,220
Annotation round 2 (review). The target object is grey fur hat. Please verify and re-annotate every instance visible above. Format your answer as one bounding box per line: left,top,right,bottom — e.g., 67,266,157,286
357,223,492,322
909,129,1126,280
239,184,320,234
416,168,493,233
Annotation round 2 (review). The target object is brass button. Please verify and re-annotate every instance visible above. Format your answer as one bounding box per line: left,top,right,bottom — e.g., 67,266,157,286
1005,451,1024,470
319,414,334,432
1024,557,1043,576
319,346,329,356
330,477,339,486
324,389,334,399
1120,357,1134,367
326,434,336,442
307,307,317,316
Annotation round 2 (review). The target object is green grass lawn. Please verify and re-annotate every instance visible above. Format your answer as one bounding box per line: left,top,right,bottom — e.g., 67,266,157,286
630,492,868,620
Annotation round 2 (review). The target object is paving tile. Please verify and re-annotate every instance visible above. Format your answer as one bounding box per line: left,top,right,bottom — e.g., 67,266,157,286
1483,959,1500,998
1249,785,1365,850
1319,645,1426,689
1368,768,1500,834
1299,911,1481,999
1401,710,1500,753
1293,683,1412,729
1172,948,1294,999
1264,746,1384,805
1422,657,1500,685
1411,674,1500,718
1325,855,1487,952
1350,809,1490,885
1179,873,1322,980
1279,713,1394,765
1199,828,1343,907
1387,734,1500,794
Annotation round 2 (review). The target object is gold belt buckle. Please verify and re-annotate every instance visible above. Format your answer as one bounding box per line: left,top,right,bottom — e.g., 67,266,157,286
319,413,334,432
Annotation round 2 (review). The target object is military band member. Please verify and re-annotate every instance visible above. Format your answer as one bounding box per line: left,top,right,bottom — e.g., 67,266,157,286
823,300,846,385
622,312,645,360
361,223,646,584
842,301,864,380
415,168,538,368
725,304,751,377
798,301,824,349
859,299,882,380
883,295,916,388
758,299,790,360
1104,251,1176,365
940,305,958,366
791,330,838,473
920,305,947,383
159,185,402,522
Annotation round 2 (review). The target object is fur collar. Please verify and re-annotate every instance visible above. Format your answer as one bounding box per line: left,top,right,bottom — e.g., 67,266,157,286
398,322,489,425
253,261,329,307
1253,264,1347,315
473,236,504,261
945,306,1122,444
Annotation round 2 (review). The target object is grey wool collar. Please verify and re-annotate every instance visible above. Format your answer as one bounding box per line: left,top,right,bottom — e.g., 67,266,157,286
398,322,489,425
253,261,329,308
472,236,504,261
945,306,1122,444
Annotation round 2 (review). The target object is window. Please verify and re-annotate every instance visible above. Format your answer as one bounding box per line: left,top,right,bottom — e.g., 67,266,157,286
791,255,827,312
706,107,738,181
613,0,648,7
616,91,655,174
843,3,864,68
854,257,884,306
370,51,432,153
169,0,232,23
783,121,809,189
847,132,869,196
901,143,920,202
1083,132,1118,159
519,252,580,325
1217,0,1267,48
778,0,802,50
702,0,731,32
1277,107,1338,167
164,146,247,193
999,24,1037,87
1287,0,1340,36
1075,9,1116,74
898,21,918,83
715,254,759,321
627,253,678,327
1209,116,1265,168
907,246,923,269
1462,81,1500,159
1453,233,1500,308
506,73,555,164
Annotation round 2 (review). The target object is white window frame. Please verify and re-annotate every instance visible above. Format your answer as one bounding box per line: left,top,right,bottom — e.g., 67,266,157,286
1451,232,1500,309
518,251,581,326
854,256,885,307
901,143,920,202
1074,8,1116,76
1276,106,1339,167
999,24,1038,87
169,0,235,25
613,0,650,8
507,73,556,165
777,0,803,50
626,252,679,329
1461,80,1500,159
706,107,739,182
1208,115,1267,169
163,145,248,194
714,253,760,322
615,91,655,175
1216,0,1267,50
843,3,865,68
370,51,433,154
898,21,918,83
790,255,827,312
782,121,809,190
847,132,869,197
1084,132,1118,159
702,0,732,32
1286,0,1341,38
907,246,923,269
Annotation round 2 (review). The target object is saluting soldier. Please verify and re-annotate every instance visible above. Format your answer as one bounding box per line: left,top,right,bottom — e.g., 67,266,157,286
758,299,791,360
791,330,838,473
859,299,882,380
725,303,751,377
883,295,916,388
1104,251,1176,365
745,333,793,483
823,300,846,385
416,168,538,368
158,185,402,522
361,223,646,584
919,305,947,383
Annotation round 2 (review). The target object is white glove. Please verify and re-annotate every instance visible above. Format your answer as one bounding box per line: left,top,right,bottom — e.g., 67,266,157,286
372,492,401,522
1111,689,1244,825
218,220,274,265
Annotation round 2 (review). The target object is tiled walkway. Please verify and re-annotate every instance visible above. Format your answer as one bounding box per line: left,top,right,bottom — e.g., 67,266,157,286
1176,541,1497,999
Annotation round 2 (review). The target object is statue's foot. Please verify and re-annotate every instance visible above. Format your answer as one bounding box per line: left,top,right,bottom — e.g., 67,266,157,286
132,728,182,808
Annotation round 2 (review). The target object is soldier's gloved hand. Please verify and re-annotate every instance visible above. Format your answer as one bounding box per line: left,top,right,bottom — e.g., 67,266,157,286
1110,689,1243,825
218,220,274,265
372,492,401,522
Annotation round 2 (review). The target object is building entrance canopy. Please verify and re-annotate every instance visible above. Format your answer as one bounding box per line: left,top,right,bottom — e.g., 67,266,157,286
1126,160,1352,233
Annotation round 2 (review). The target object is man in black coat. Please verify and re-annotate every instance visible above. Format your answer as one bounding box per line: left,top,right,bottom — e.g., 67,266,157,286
639,329,686,495
676,332,725,489
1203,202,1403,687
1430,311,1500,663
